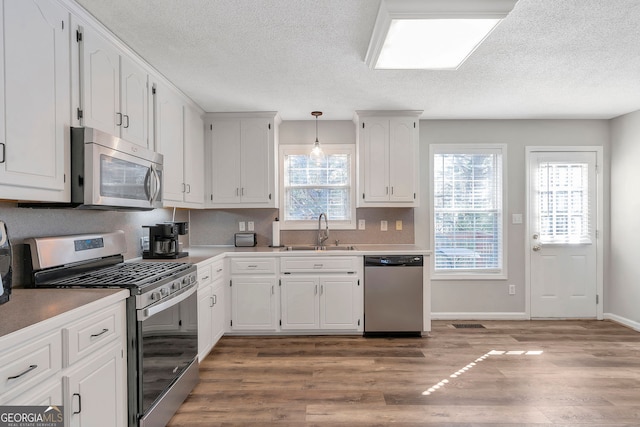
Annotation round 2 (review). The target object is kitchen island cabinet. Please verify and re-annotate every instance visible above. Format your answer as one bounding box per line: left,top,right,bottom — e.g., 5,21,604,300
0,0,69,202
206,112,280,208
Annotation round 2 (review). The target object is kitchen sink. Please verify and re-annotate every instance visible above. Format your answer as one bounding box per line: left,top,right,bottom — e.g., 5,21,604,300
281,245,358,251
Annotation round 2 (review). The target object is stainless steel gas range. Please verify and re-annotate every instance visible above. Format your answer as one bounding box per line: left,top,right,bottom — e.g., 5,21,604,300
24,230,199,427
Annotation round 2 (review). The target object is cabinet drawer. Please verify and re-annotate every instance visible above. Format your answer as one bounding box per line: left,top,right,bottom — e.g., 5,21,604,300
63,304,124,367
198,264,213,288
0,330,62,399
230,258,276,274
281,257,360,273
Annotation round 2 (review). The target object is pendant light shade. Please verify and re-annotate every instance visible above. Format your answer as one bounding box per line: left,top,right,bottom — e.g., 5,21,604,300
310,111,325,163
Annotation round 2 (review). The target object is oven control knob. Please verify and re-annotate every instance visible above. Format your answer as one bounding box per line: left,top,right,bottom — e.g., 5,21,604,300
160,287,169,297
171,282,180,292
182,277,189,286
151,291,161,301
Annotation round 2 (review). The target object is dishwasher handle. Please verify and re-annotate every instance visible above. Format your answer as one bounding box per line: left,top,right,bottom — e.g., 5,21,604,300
364,255,423,267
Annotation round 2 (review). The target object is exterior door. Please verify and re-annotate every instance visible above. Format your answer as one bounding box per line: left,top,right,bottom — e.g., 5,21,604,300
528,150,599,318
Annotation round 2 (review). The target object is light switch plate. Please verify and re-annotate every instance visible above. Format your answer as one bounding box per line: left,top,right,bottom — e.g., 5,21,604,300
358,219,366,230
512,214,523,224
381,220,388,231
247,221,255,231
396,220,403,231
239,221,246,231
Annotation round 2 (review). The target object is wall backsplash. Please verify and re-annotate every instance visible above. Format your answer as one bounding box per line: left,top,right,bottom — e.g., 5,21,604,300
0,201,188,287
189,207,414,247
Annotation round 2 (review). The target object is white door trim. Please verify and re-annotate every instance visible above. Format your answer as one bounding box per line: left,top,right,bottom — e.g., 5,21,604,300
525,146,604,320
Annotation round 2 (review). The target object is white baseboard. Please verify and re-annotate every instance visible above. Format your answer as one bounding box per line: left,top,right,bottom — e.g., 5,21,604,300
432,312,529,321
604,313,640,332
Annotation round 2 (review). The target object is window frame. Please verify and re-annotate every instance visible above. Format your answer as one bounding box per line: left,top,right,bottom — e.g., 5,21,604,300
279,144,357,230
429,143,508,280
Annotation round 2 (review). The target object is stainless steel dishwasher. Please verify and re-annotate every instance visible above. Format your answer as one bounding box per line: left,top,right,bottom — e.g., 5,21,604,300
364,255,423,336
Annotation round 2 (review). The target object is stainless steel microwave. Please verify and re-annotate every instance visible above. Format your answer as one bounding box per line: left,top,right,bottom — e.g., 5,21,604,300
70,127,163,210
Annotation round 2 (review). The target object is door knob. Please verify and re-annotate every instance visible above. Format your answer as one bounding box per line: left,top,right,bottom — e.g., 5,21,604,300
532,233,539,240
532,245,541,252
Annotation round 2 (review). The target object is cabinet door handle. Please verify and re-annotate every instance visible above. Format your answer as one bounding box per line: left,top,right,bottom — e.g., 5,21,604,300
391,186,394,195
320,285,324,295
182,183,186,193
236,188,239,196
386,186,389,195
313,264,323,269
202,275,210,281
213,295,217,305
314,285,318,295
7,364,38,380
216,268,223,273
73,393,82,415
241,187,245,196
186,184,191,193
209,296,215,307
247,265,258,269
0,143,5,163
123,114,130,128
116,112,123,126
90,328,109,338
271,285,274,295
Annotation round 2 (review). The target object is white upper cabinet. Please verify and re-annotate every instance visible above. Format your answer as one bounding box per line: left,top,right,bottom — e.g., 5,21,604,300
77,23,149,148
154,81,184,204
354,111,421,207
154,82,204,207
207,112,280,208
0,0,69,201
119,56,149,148
183,105,205,205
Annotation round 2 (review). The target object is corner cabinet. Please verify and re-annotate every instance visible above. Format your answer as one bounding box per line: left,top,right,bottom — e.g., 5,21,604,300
354,111,422,207
154,81,204,207
0,0,69,202
206,112,280,208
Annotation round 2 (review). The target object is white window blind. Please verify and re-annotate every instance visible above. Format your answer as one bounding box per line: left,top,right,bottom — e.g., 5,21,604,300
537,162,591,244
281,145,355,229
433,147,504,273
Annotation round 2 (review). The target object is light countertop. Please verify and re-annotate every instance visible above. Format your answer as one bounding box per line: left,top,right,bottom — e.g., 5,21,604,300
172,244,431,265
0,288,128,339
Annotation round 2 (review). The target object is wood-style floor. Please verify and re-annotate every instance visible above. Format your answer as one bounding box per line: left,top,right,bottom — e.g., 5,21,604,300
167,320,640,426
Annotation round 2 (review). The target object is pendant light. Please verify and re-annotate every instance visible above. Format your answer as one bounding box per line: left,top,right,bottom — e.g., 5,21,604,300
310,111,325,163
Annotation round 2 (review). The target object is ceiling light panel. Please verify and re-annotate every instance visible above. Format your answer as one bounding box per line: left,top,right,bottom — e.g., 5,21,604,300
365,0,519,70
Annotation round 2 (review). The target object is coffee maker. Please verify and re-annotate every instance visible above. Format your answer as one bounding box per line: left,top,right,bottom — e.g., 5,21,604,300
142,222,189,259
0,220,12,304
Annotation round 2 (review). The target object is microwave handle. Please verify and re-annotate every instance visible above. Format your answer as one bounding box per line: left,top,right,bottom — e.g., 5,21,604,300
147,164,160,204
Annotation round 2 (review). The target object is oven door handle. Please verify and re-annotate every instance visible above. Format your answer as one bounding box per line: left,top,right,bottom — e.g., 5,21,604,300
138,283,198,321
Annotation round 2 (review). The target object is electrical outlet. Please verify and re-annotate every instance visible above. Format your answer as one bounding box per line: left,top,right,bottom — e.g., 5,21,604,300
239,221,246,231
247,221,255,231
396,220,403,231
508,284,516,295
358,219,366,230
381,220,388,231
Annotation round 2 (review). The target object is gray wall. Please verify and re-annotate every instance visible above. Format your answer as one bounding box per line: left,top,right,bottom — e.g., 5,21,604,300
415,119,610,318
609,110,640,329
0,202,188,286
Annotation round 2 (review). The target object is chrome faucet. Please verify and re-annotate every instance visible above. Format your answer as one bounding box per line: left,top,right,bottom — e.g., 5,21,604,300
317,213,329,248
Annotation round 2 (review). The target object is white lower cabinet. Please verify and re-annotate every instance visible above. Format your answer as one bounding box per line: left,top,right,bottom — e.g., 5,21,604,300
230,277,278,331
63,342,125,427
0,294,128,427
280,256,363,333
281,276,361,331
197,258,225,361
229,257,278,332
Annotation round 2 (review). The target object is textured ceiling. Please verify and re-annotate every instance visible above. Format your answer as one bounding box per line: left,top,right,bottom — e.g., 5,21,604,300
75,0,640,120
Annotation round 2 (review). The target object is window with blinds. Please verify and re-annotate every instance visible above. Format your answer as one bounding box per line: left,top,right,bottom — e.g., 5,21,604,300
280,145,356,229
537,162,591,244
432,146,505,274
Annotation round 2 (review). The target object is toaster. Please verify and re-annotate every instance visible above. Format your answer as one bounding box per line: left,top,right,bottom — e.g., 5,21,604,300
235,232,257,247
